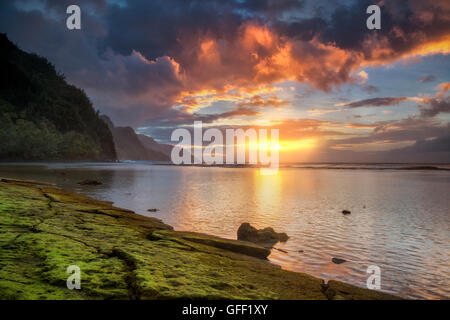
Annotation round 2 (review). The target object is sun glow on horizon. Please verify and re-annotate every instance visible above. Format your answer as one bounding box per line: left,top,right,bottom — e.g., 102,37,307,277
279,138,317,151
242,138,318,158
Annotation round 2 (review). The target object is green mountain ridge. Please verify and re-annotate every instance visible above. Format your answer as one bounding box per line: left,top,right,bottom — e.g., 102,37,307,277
0,33,116,161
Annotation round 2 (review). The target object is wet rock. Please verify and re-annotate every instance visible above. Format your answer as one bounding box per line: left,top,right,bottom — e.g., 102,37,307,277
77,179,102,186
161,230,272,259
342,210,351,215
237,223,289,247
147,208,159,212
332,257,347,264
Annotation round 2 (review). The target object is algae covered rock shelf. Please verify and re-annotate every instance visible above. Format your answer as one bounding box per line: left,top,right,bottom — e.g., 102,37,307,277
0,178,398,300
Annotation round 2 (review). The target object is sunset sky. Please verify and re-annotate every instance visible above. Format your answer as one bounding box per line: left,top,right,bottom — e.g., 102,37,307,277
1,0,449,162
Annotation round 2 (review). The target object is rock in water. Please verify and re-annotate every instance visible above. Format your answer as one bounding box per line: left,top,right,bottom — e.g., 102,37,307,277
237,223,289,247
342,210,351,215
332,257,347,264
147,208,159,212
77,179,102,186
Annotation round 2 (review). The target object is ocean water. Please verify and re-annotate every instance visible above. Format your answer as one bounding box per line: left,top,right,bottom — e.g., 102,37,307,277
1,162,449,299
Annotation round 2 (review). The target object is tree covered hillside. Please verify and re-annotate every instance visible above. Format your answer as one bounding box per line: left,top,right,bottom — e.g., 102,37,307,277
0,33,116,161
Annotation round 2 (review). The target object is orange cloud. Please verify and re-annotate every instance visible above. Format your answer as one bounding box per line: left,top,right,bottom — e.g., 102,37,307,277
436,82,450,98
173,19,450,109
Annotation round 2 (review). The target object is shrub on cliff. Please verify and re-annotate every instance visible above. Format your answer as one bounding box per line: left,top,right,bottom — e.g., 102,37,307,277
0,33,116,161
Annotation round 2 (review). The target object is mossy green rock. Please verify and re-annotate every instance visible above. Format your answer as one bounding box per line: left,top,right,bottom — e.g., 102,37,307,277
0,178,399,300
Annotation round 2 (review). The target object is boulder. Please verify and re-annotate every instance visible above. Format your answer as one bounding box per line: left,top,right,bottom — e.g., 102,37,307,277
237,223,289,247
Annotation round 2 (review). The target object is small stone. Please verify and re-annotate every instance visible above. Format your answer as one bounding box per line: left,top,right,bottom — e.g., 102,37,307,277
332,257,347,264
342,210,351,215
77,179,102,186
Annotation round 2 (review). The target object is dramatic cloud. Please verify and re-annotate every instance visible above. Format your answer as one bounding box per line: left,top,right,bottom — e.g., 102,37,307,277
402,135,450,153
418,82,450,117
337,97,409,108
1,0,449,162
436,82,450,98
420,97,450,117
238,95,289,108
329,117,450,150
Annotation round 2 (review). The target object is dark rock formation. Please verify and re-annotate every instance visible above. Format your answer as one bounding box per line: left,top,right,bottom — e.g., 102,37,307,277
77,179,102,186
342,210,351,215
332,257,347,264
138,134,173,158
101,115,169,161
237,223,289,247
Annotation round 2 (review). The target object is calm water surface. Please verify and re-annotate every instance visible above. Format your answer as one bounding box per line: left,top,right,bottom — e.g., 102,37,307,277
1,163,449,299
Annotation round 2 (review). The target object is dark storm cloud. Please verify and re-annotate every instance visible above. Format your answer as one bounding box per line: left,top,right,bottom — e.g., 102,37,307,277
100,0,450,91
402,135,450,153
104,0,243,60
340,97,409,108
418,75,437,83
329,117,450,147
36,0,108,13
420,97,450,117
3,0,449,106
235,0,305,14
0,0,106,74
318,0,450,61
1,0,449,161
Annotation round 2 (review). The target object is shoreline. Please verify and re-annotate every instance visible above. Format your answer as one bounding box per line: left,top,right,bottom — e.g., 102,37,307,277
1,161,449,172
0,177,400,300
